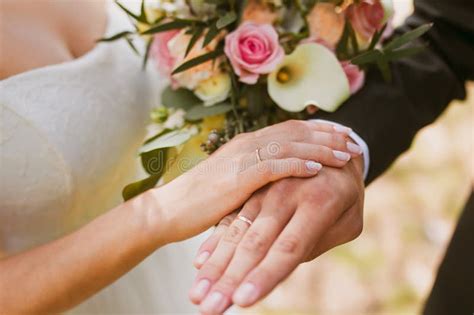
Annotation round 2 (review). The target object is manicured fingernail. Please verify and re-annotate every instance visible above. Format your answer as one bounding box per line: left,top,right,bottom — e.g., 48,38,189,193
190,279,211,301
305,161,322,172
333,150,351,161
233,282,258,306
200,291,226,313
194,251,210,266
347,142,363,154
333,125,352,134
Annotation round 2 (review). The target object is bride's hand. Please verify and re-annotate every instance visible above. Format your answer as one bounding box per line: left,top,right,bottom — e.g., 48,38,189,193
150,120,361,243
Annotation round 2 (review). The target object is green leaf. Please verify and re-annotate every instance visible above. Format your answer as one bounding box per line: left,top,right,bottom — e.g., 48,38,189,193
203,23,220,47
162,87,201,110
185,26,205,57
367,23,388,51
141,148,167,176
216,11,237,29
139,0,148,24
348,22,359,55
122,174,160,201
144,128,173,144
97,31,133,42
139,129,192,154
125,37,140,55
377,57,392,82
384,46,426,61
171,48,224,75
115,1,148,24
141,20,194,35
383,23,433,51
351,50,383,65
142,37,154,69
185,102,233,121
336,21,351,59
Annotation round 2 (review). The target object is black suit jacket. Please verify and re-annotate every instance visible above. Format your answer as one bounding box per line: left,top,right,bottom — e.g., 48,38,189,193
318,0,474,184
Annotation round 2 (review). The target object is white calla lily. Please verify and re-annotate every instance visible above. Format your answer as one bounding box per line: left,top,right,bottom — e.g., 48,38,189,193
268,43,350,113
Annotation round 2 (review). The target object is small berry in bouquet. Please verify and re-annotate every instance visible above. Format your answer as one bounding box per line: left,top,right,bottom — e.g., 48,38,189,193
101,0,432,200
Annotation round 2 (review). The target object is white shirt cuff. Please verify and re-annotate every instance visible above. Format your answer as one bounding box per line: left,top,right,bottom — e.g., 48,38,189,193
311,119,370,181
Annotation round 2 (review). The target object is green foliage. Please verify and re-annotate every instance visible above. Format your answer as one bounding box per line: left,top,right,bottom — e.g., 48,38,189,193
185,103,233,121
139,129,193,154
122,174,161,201
171,48,224,75
162,87,202,110
350,23,433,82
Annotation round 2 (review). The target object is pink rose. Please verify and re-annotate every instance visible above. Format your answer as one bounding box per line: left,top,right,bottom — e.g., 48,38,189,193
151,30,180,78
347,0,385,41
151,29,223,90
225,22,284,84
341,61,365,94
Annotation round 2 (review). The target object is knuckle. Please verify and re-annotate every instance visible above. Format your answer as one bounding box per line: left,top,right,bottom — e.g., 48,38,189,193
273,142,289,159
274,235,301,255
215,275,241,291
219,216,234,227
331,133,347,146
223,224,245,244
240,230,268,253
200,260,225,278
288,120,307,132
350,218,364,240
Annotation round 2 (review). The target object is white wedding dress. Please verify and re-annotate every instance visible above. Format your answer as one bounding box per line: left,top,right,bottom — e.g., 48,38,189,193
0,2,204,313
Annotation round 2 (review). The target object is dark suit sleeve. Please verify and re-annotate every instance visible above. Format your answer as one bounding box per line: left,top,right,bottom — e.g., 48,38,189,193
317,0,474,184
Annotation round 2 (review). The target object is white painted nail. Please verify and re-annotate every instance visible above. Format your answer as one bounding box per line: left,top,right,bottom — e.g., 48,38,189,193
305,161,322,171
194,251,210,266
347,142,363,154
233,283,258,306
190,279,210,300
200,291,226,313
333,150,351,161
333,125,352,134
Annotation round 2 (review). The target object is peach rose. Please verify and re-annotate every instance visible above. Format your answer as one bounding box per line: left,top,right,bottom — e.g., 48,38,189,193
307,3,346,49
241,0,279,25
225,22,284,84
152,29,223,90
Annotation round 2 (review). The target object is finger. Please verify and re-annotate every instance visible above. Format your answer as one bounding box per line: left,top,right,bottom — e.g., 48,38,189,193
241,158,322,194
260,143,352,167
200,188,296,314
189,196,263,304
232,204,337,307
308,121,352,135
306,131,362,156
193,211,239,269
255,120,351,145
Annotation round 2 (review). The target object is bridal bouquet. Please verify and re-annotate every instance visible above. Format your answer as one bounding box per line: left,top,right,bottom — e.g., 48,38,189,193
102,0,431,200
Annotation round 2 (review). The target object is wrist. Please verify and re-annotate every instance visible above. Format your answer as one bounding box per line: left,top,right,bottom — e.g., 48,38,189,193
125,188,171,248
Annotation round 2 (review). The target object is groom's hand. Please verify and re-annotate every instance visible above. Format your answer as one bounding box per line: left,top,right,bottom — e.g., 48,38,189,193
190,157,365,314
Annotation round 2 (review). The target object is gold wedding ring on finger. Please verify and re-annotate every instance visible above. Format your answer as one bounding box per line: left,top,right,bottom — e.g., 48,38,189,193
237,215,253,226
255,148,263,163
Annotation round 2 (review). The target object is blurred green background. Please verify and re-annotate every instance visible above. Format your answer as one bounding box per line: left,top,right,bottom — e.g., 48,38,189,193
246,1,474,314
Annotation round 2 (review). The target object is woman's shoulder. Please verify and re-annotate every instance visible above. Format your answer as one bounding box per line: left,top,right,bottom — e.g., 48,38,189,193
0,0,107,80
